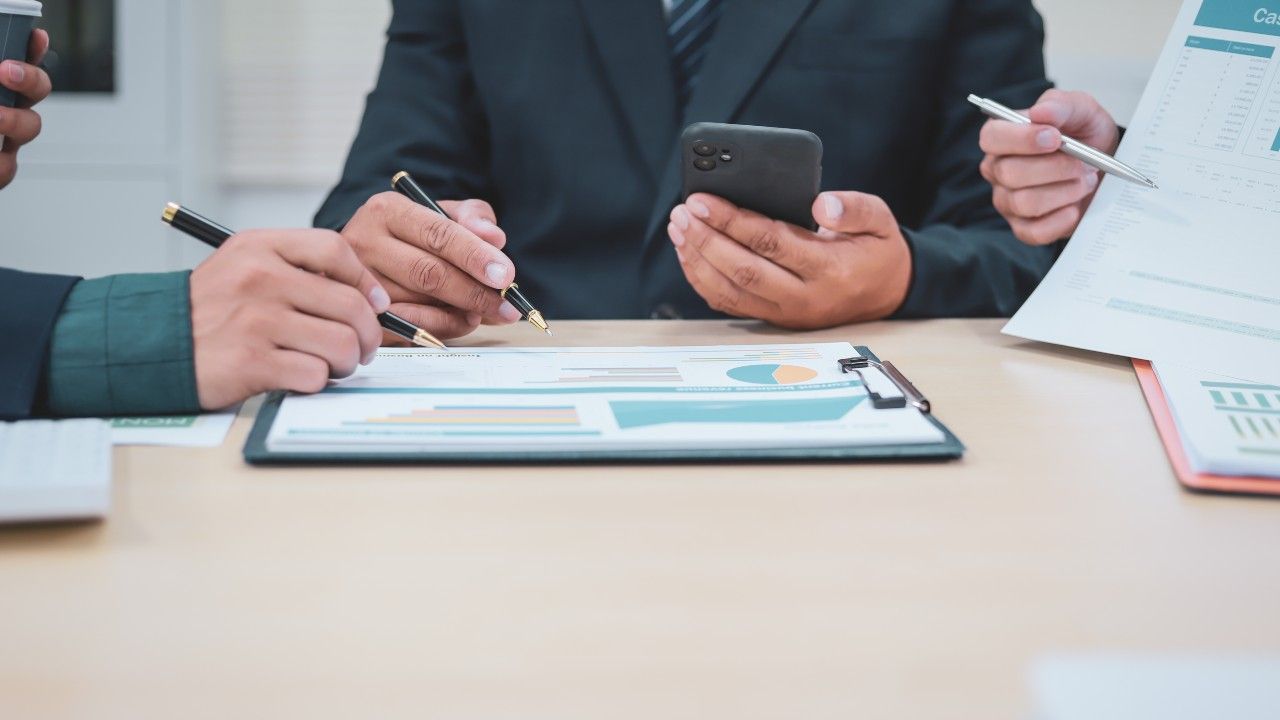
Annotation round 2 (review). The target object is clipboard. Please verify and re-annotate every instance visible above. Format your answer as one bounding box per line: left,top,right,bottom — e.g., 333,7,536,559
243,346,964,465
1133,360,1280,497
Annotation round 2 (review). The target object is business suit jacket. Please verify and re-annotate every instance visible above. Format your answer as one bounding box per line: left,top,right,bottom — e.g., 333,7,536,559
0,268,78,419
316,0,1058,320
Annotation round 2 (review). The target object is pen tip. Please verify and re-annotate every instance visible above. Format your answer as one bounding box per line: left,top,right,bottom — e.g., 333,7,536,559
526,310,552,335
411,330,448,351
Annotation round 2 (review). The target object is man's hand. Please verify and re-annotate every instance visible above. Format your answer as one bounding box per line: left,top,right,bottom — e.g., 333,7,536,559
342,192,524,341
668,192,912,329
190,229,391,410
979,89,1120,246
0,29,51,189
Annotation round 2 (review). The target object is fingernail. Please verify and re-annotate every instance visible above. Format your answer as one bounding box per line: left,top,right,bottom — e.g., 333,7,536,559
672,206,691,230
1036,129,1059,149
822,193,844,220
1084,172,1100,189
669,223,686,247
472,218,496,232
361,351,376,366
687,199,710,218
498,300,521,323
368,285,391,313
485,262,509,287
6,63,23,84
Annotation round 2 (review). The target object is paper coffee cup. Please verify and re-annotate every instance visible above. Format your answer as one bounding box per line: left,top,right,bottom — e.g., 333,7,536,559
0,0,42,107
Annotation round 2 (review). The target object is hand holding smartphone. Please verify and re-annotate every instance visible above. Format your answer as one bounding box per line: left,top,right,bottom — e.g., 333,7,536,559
680,122,823,229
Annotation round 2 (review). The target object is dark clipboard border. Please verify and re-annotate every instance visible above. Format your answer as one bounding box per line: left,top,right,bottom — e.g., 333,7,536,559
243,346,964,465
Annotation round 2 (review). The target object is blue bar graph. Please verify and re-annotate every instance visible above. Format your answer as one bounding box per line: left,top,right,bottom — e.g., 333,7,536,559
610,396,863,429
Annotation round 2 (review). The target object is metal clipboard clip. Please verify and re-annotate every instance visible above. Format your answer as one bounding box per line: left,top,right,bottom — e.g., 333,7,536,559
839,356,931,414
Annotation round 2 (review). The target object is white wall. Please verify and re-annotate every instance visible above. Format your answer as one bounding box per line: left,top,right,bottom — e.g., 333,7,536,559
0,1,220,277
1036,0,1181,123
219,0,391,230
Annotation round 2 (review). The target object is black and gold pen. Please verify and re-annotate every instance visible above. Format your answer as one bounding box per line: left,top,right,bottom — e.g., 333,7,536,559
391,171,552,335
161,202,448,350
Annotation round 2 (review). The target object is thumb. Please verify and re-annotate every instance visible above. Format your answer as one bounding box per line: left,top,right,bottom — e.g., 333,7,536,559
1026,90,1119,152
813,192,896,238
356,266,392,314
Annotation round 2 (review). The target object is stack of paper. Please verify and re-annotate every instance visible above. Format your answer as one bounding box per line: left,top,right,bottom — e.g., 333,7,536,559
1154,361,1280,478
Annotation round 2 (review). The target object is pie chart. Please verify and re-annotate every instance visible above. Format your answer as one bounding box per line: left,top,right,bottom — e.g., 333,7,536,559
727,363,819,385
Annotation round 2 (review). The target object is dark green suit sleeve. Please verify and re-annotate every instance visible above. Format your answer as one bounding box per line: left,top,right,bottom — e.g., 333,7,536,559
45,272,201,417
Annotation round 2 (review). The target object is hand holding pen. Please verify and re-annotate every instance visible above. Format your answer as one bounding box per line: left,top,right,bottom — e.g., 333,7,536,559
975,89,1139,247
163,203,446,352
165,222,394,409
339,175,548,339
391,172,550,334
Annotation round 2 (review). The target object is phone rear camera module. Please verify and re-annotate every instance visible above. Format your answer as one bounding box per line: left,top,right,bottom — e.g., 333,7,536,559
693,157,717,171
693,142,717,157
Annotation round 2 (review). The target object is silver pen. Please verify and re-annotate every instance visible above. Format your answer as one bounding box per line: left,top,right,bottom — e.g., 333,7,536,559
840,357,931,415
968,94,1158,189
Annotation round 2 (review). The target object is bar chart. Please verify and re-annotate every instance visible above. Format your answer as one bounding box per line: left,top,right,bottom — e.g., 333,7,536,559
1202,381,1280,456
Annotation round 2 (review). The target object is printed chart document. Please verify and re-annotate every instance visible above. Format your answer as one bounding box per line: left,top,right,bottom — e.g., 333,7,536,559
265,344,945,455
1005,0,1280,383
1154,360,1280,477
109,410,237,447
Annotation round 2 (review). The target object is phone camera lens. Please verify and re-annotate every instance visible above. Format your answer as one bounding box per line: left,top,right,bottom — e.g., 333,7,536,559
693,142,717,157
693,157,716,171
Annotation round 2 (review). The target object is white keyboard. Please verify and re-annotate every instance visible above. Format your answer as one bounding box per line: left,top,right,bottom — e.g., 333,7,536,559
0,419,112,523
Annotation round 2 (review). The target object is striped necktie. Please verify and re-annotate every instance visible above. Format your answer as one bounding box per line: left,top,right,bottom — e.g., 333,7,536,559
667,0,725,110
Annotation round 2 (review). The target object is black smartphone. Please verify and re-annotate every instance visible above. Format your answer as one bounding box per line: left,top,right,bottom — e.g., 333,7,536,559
680,122,823,230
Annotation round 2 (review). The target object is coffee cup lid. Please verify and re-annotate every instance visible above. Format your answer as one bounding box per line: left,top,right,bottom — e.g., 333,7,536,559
0,1,42,17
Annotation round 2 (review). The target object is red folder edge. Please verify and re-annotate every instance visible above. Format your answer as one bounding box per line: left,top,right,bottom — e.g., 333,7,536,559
1133,360,1280,496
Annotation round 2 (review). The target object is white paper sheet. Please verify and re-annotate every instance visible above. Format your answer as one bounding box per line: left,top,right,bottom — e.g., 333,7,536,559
266,344,944,455
109,410,238,448
1031,654,1280,720
1154,360,1280,477
1004,0,1280,383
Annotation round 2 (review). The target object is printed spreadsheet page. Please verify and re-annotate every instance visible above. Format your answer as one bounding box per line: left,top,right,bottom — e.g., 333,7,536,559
1004,0,1280,384
265,344,944,454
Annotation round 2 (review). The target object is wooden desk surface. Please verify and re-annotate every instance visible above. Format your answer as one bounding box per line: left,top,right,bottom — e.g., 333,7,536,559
2,319,1277,719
